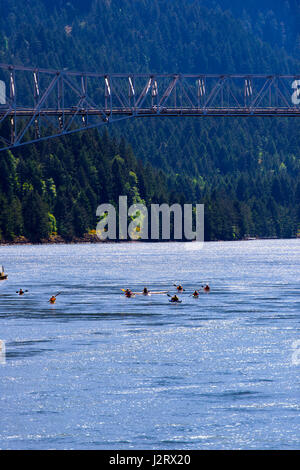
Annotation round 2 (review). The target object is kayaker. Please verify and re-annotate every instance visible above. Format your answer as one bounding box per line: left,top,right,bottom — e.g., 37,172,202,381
125,289,134,298
142,287,149,295
49,295,56,304
203,284,210,292
17,288,25,295
0,265,7,280
192,290,199,298
176,284,184,292
170,294,180,303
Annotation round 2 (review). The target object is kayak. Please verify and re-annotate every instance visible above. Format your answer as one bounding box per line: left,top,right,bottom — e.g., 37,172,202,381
135,291,168,296
169,299,182,303
149,291,168,294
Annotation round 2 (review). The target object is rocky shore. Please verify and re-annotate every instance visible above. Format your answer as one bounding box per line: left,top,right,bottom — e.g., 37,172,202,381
0,233,106,245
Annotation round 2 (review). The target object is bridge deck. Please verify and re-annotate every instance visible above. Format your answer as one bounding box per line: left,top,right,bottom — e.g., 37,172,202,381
1,107,300,117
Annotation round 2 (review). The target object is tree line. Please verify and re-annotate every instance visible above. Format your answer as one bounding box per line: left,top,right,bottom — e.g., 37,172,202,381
0,0,299,242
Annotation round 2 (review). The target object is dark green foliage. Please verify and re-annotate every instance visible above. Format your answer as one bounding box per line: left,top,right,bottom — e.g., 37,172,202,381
22,191,51,242
0,0,299,241
0,130,169,241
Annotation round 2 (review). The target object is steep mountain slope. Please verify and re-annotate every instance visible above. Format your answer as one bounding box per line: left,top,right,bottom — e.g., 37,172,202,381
0,0,297,72
0,0,299,242
202,0,300,62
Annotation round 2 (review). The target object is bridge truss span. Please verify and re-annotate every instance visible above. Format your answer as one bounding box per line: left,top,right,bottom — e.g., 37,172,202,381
0,63,300,151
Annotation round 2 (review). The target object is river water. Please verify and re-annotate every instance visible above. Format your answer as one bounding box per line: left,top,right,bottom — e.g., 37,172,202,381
0,239,299,449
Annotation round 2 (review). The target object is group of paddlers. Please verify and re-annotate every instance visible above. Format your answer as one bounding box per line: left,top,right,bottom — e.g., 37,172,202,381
13,283,210,305
123,283,210,302
15,289,60,304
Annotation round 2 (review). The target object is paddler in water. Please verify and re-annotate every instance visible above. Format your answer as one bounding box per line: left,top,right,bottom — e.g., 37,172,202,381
16,288,25,295
49,292,61,304
170,294,180,303
124,288,134,298
49,295,57,304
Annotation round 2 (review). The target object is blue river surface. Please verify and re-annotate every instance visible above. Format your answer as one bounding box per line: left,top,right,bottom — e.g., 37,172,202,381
0,239,299,450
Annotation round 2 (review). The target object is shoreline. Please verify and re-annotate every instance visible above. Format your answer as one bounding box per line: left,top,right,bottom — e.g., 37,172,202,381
0,235,298,246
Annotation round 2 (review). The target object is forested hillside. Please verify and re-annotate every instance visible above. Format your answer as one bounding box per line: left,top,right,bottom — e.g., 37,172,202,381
0,130,168,242
203,0,300,61
0,0,299,242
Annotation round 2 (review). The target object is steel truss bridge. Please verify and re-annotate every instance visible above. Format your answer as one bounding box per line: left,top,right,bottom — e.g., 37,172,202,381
0,63,300,151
